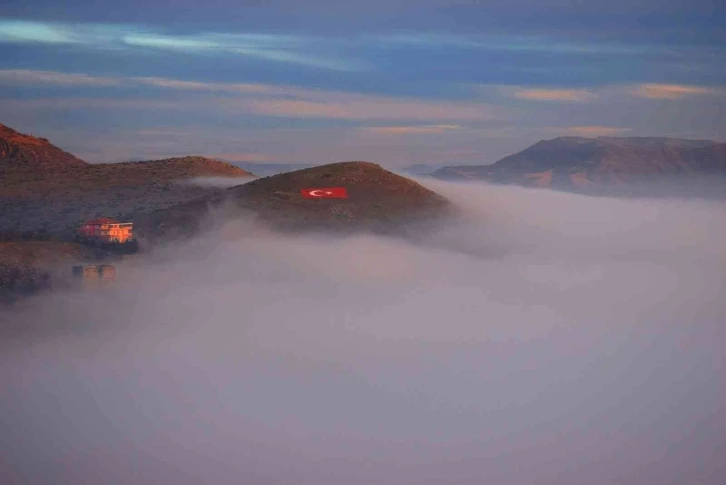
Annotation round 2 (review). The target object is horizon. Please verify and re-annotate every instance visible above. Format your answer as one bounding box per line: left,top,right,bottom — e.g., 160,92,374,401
3,120,724,169
1,0,724,166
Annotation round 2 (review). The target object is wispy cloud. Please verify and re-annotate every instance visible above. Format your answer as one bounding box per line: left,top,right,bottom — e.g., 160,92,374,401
0,69,496,122
0,20,75,44
627,83,718,100
0,19,362,71
509,88,598,102
0,69,312,97
122,32,361,71
132,76,278,94
0,69,121,86
560,126,632,136
372,32,651,55
244,99,492,121
357,125,462,135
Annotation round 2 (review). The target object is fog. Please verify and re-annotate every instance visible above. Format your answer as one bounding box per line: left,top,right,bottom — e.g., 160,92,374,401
1,181,725,485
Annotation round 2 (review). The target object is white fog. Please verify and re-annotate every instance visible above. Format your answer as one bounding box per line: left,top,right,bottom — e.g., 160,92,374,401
1,180,724,484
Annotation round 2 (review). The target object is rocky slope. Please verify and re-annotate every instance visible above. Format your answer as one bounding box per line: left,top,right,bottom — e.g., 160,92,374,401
134,161,452,243
433,137,726,196
0,123,87,172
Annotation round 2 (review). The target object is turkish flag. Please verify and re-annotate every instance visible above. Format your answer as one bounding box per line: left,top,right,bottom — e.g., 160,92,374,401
300,187,348,199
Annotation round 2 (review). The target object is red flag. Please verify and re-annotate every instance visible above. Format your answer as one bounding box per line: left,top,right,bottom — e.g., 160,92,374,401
300,187,348,199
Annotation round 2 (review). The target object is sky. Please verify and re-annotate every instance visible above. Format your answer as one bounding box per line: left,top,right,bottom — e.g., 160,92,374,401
1,180,725,484
0,0,725,165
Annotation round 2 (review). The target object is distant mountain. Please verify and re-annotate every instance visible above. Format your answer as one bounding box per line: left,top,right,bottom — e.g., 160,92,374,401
398,164,447,177
223,161,318,177
0,123,87,171
135,161,452,243
433,137,726,196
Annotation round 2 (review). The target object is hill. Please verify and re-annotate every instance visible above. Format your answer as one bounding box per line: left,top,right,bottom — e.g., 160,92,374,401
0,123,87,172
134,161,451,242
2,153,254,198
0,123,256,237
433,137,726,196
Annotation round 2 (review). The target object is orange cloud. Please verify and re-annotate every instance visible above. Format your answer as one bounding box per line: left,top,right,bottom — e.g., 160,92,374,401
0,69,496,122
628,83,716,99
511,88,597,102
358,125,462,135
566,126,632,136
245,99,491,121
132,77,287,95
0,69,121,86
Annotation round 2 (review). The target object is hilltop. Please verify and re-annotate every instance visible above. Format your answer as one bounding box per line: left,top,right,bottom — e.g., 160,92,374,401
0,123,87,172
134,161,452,242
433,136,726,196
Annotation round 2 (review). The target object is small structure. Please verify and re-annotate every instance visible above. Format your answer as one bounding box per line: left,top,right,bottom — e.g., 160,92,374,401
77,218,133,243
72,264,116,289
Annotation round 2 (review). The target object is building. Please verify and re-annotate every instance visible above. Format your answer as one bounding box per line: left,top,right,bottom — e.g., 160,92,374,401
77,218,133,243
72,264,116,289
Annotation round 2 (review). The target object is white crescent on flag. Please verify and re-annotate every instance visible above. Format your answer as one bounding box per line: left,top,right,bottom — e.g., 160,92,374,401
300,187,348,199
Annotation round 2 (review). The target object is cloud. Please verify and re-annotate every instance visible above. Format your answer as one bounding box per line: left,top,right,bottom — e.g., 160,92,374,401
122,32,362,71
357,125,463,135
0,20,362,71
508,87,598,102
0,19,76,44
132,76,278,94
1,182,725,484
0,69,121,87
372,32,649,55
628,83,718,100
0,74,496,123
244,99,492,121
0,69,312,97
562,125,632,136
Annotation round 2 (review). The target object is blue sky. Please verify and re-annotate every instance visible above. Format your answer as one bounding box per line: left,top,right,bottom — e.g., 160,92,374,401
1,0,724,165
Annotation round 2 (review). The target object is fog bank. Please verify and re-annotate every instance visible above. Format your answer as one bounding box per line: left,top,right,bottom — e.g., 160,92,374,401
1,181,724,485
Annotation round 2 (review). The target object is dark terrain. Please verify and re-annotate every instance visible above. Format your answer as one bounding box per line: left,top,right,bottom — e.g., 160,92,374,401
0,124,452,300
433,136,726,197
0,241,115,303
1,123,255,237
1,123,255,300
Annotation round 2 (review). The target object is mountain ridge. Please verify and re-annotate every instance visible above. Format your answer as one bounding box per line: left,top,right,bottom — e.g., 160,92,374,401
0,122,256,197
433,136,726,195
